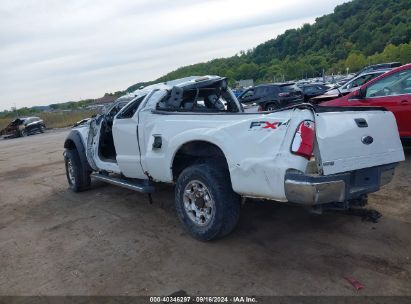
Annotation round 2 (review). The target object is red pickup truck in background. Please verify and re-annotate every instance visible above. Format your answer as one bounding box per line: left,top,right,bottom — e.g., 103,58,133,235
321,63,411,140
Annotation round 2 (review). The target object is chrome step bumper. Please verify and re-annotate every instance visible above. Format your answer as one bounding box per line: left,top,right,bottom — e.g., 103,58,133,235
284,163,397,205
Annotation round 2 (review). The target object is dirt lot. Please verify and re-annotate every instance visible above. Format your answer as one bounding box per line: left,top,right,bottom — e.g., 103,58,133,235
0,129,410,296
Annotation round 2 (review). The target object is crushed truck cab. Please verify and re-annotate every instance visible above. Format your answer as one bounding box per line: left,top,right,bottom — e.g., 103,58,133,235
63,76,405,240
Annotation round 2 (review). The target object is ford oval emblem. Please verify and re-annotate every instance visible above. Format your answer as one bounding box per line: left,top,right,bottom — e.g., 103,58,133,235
361,136,374,145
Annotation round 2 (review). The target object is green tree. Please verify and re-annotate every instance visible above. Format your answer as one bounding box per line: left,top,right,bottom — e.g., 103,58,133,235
345,53,367,72
235,63,259,80
122,0,411,89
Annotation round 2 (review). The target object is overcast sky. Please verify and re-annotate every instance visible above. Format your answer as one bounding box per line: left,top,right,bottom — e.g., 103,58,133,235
0,0,347,110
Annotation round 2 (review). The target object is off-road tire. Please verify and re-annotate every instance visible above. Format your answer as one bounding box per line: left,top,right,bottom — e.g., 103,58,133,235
64,148,91,192
175,163,241,241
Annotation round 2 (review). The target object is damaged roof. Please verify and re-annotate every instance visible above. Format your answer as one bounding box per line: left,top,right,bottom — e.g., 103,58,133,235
130,75,226,97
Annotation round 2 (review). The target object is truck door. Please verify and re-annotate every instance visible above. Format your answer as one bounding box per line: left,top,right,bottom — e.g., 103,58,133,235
112,95,146,179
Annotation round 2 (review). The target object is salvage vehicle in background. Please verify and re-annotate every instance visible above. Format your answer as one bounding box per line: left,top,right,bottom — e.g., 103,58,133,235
299,83,330,102
321,63,411,140
0,117,46,138
310,70,390,104
63,75,404,241
238,83,304,112
355,62,401,77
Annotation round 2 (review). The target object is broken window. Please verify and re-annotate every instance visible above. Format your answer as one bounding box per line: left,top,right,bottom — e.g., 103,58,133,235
157,79,239,113
10,119,25,126
117,95,146,119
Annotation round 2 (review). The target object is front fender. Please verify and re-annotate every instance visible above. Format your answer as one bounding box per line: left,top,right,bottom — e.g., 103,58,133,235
64,129,92,172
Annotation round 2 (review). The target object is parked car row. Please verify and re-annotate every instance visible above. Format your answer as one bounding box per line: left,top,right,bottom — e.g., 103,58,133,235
322,63,411,139
235,63,410,140
236,62,401,109
0,117,46,138
238,83,304,112
310,69,391,104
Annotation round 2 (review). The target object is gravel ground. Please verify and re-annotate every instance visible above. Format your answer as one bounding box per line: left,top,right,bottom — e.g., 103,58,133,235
0,129,410,296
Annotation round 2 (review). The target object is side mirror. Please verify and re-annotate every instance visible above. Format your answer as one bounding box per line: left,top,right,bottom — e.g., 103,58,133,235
359,87,366,98
350,88,366,100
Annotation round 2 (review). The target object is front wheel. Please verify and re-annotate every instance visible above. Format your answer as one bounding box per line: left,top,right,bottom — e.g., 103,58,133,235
64,149,91,192
20,129,27,137
175,163,241,241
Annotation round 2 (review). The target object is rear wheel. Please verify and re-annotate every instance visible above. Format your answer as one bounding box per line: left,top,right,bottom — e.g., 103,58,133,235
265,102,279,111
175,163,241,241
39,125,45,133
20,129,27,137
64,149,91,192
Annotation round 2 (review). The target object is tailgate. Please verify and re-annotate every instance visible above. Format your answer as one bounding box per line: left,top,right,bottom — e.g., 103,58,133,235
315,108,405,175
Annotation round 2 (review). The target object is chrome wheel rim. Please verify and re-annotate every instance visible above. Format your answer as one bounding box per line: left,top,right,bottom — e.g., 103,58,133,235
67,159,76,185
183,180,215,226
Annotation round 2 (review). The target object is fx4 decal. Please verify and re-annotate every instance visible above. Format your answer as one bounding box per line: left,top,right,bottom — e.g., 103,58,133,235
249,120,290,130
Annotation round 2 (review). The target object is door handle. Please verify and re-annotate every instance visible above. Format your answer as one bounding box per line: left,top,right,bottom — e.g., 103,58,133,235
400,100,409,105
355,118,368,128
152,135,162,149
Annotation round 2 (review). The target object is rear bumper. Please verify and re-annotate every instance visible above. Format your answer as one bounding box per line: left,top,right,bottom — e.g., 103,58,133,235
284,163,397,205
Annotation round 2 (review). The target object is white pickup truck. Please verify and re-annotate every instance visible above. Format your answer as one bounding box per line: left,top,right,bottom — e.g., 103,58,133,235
64,76,405,240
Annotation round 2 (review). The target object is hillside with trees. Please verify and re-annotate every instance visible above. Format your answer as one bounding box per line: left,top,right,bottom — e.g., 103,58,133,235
2,0,410,117
127,0,411,90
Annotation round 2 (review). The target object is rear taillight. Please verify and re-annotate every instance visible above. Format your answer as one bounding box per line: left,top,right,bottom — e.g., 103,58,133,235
258,105,263,112
291,120,315,159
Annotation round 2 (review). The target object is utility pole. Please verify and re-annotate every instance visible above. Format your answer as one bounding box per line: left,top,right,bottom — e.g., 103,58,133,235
13,103,19,118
